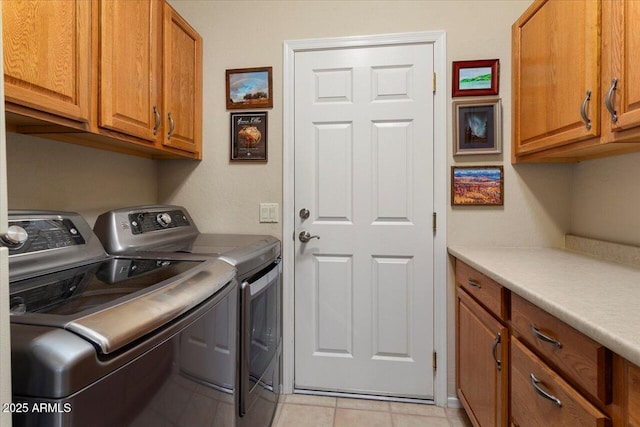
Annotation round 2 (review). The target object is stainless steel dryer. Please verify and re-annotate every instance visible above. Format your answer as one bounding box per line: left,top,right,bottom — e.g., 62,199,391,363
94,205,282,427
4,210,239,427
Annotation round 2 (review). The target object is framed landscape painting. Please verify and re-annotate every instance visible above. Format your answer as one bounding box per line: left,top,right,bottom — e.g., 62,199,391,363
451,166,503,206
452,59,499,97
226,67,273,109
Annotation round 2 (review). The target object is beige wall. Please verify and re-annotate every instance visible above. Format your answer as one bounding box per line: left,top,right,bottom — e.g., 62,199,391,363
161,0,575,246
6,133,158,225
570,152,640,247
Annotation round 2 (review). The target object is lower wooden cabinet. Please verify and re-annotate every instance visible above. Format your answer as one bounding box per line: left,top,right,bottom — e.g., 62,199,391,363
511,337,610,427
511,293,612,404
629,363,640,426
454,257,640,427
457,285,508,426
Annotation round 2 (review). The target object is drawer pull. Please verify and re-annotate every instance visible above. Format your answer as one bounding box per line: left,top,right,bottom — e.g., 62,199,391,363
491,332,502,371
530,373,562,407
530,323,562,349
466,279,481,289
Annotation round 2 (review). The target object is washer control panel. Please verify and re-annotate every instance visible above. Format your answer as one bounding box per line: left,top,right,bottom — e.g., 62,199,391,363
128,210,191,235
3,218,86,255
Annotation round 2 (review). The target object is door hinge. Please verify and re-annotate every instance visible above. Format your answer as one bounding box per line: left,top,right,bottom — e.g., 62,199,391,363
432,212,437,233
433,351,437,372
433,72,436,93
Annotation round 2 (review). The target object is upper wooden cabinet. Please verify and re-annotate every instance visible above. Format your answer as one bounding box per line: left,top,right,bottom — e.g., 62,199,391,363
2,0,202,159
604,0,640,137
98,0,163,143
161,3,202,155
2,0,91,124
512,0,640,162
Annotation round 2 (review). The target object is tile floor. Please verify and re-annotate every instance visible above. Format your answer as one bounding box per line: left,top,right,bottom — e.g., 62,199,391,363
273,394,472,427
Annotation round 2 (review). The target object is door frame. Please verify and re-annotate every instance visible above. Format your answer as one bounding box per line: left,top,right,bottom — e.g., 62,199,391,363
283,31,448,406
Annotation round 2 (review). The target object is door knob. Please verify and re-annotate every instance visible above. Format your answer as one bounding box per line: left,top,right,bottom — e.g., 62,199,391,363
299,231,320,243
299,208,310,220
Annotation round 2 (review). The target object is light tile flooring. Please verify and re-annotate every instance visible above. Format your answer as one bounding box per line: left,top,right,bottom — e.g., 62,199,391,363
273,394,472,427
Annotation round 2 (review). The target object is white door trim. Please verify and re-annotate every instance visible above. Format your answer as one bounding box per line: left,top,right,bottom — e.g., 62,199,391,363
283,31,448,406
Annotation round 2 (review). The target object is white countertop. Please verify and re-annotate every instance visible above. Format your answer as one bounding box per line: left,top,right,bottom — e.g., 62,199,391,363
448,245,640,367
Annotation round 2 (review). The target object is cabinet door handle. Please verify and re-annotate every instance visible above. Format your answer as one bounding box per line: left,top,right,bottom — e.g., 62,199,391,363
153,105,161,136
530,373,562,407
580,90,592,130
466,279,481,289
491,332,502,371
605,78,618,123
530,323,562,349
167,112,175,140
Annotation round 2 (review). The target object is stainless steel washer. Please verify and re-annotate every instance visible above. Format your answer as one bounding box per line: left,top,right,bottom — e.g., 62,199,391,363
94,205,282,427
5,210,239,427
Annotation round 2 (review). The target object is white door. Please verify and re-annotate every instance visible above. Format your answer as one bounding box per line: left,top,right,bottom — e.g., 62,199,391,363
294,42,435,398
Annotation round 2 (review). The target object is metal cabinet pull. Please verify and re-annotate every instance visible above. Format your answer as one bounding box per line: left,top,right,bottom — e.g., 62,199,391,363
153,105,161,136
167,112,175,140
491,332,502,371
605,78,618,123
580,90,592,130
530,373,562,407
530,323,562,349
466,279,481,289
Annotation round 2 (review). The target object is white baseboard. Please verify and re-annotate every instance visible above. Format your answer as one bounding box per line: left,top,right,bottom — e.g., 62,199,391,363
447,396,462,408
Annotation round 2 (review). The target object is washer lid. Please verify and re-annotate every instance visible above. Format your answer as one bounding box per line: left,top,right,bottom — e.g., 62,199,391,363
11,258,236,354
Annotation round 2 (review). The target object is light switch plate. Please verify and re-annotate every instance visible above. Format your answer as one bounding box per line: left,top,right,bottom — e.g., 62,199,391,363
259,203,279,223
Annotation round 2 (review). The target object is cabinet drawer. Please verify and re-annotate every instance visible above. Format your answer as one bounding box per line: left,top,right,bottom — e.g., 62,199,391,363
511,293,611,404
511,338,609,427
455,260,507,320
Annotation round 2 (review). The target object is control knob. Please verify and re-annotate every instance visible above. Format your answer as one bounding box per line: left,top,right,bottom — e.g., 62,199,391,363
1,225,28,248
156,213,172,228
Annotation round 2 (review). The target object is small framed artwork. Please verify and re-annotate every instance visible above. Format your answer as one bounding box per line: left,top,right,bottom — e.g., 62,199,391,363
451,166,504,206
230,112,268,162
226,66,273,109
453,98,502,156
452,59,499,97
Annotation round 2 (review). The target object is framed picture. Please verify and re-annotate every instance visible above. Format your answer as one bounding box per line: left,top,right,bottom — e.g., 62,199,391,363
451,166,504,206
453,98,502,155
230,112,268,162
452,59,499,97
226,66,273,109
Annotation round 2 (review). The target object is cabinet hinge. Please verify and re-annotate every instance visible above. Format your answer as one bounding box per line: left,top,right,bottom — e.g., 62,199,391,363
433,72,436,93
432,212,437,233
433,351,437,372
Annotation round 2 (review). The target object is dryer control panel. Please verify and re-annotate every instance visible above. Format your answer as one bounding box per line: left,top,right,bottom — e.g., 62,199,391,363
128,209,191,235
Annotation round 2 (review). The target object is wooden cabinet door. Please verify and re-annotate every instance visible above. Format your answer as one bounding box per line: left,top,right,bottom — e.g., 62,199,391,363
99,0,162,142
457,289,508,427
605,0,640,133
512,0,600,156
162,3,202,156
628,362,640,426
2,0,90,123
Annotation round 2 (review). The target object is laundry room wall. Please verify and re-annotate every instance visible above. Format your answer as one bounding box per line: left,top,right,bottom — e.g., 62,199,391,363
160,0,572,244
160,0,573,402
5,133,158,225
